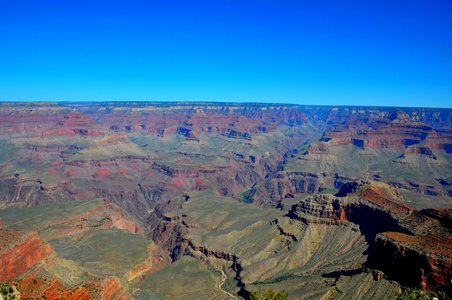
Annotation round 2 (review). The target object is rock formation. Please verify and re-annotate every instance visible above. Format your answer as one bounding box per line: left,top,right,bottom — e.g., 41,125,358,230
0,230,54,282
288,181,452,293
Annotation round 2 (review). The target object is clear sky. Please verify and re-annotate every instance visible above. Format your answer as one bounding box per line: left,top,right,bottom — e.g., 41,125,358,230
1,0,451,107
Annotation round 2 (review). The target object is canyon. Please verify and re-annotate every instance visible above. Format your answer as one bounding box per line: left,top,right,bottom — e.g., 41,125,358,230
0,101,451,299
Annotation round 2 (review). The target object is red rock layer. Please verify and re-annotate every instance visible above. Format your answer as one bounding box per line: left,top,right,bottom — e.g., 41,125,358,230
89,106,308,140
102,276,130,300
0,230,54,282
43,110,105,137
0,103,70,135
320,109,446,149
375,231,452,291
13,275,129,300
357,187,411,215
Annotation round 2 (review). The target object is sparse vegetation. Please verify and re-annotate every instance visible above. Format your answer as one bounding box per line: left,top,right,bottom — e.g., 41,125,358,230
89,217,112,227
394,288,451,300
241,189,251,203
249,288,289,300
0,283,20,299
0,286,8,295
253,273,301,285
139,256,225,298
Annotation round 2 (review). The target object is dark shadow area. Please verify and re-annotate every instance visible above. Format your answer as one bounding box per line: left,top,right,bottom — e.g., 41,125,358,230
322,269,363,285
233,260,250,299
335,181,360,197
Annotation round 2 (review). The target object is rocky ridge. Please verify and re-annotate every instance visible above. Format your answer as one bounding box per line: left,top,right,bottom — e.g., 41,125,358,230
287,181,452,293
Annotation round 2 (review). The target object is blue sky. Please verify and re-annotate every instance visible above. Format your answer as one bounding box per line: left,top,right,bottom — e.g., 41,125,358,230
0,0,451,107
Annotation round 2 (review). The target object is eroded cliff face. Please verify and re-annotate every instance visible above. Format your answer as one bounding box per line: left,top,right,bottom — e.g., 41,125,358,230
245,170,354,205
369,208,452,292
321,110,438,148
318,109,452,169
287,189,409,241
145,195,190,262
0,175,72,208
287,181,452,293
373,232,452,292
82,102,311,139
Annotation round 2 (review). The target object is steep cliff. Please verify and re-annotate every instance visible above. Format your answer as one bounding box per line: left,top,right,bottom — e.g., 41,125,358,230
287,181,452,293
373,231,452,292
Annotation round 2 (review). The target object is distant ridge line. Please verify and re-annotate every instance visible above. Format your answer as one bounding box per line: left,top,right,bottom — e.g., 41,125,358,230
0,100,451,111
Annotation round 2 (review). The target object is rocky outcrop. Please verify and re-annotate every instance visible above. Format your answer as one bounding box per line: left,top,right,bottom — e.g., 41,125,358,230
144,194,191,261
146,215,188,261
0,176,72,207
0,215,132,298
287,191,408,234
247,172,347,204
187,241,237,262
44,110,104,137
220,128,252,140
0,230,54,282
287,181,452,293
0,221,132,299
185,240,247,298
26,144,84,153
176,126,199,141
125,243,170,282
0,176,19,203
373,232,452,292
101,277,130,300
304,142,330,154
402,146,436,157
369,207,452,292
